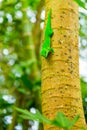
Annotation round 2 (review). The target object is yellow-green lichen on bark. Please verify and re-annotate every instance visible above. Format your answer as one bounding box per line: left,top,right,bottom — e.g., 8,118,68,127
41,0,86,130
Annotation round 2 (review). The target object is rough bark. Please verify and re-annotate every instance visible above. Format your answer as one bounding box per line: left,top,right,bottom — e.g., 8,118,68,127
41,0,86,130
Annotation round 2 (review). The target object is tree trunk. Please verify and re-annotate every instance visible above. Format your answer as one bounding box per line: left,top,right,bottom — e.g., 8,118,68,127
41,0,86,130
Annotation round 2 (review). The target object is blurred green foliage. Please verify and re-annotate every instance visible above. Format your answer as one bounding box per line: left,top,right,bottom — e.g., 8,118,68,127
81,79,87,122
16,108,80,130
74,0,87,9
0,0,43,130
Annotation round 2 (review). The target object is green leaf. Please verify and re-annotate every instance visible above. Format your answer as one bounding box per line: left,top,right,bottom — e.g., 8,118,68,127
16,107,51,124
16,108,80,130
52,112,80,130
69,115,80,128
74,0,87,10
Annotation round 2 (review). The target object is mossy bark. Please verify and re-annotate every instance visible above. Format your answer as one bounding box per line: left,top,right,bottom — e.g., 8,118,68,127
41,0,87,130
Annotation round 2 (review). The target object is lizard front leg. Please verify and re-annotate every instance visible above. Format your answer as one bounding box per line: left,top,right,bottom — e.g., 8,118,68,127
49,28,54,37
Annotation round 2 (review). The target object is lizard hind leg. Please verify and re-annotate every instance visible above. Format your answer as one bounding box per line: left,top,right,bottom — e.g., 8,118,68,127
48,47,54,54
45,48,54,58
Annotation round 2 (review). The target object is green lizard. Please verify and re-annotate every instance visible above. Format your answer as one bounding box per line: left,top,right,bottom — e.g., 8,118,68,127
40,9,54,58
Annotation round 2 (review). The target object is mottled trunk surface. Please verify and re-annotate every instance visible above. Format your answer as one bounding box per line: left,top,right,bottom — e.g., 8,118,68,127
41,0,86,130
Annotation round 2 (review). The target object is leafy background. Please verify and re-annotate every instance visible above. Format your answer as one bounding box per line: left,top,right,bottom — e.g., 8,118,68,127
0,0,87,130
